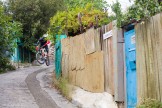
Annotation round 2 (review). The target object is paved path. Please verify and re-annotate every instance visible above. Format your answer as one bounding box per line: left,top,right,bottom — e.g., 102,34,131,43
26,67,58,108
0,65,58,108
36,68,77,108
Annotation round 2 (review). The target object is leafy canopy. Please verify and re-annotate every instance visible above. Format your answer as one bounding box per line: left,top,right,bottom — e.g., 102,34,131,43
111,0,162,27
7,0,64,51
64,0,108,10
49,2,110,42
0,4,22,72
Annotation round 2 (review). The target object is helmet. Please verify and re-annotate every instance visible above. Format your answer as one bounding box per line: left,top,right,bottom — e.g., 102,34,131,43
43,34,48,38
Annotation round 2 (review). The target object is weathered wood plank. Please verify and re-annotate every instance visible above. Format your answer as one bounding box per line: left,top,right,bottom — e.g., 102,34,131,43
136,21,148,103
61,38,70,78
61,30,105,92
136,15,161,101
69,37,75,71
84,51,104,92
101,26,105,50
103,23,114,94
146,17,159,99
94,28,101,51
68,70,77,85
142,19,151,100
113,26,125,102
108,37,114,95
84,29,95,54
104,39,109,92
159,13,162,101
80,35,86,70
153,13,162,101
135,23,142,103
113,23,119,101
107,24,114,94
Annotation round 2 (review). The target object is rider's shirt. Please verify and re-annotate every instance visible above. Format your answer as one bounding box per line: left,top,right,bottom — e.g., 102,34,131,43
39,37,47,47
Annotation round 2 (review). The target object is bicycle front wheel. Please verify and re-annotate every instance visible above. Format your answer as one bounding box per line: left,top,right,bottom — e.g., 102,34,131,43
36,52,45,64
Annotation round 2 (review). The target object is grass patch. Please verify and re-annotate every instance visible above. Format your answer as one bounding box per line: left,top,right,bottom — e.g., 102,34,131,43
137,98,162,108
52,73,72,100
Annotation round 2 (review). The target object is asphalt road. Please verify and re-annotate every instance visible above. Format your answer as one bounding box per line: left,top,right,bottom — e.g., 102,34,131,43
0,65,58,108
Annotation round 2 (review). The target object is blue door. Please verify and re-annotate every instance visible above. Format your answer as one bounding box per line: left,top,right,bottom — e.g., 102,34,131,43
124,29,137,108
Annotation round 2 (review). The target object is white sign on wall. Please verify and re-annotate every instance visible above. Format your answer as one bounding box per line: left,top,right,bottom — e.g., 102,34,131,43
103,30,113,40
131,35,135,44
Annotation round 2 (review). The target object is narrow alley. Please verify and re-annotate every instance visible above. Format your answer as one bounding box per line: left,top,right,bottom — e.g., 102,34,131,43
0,65,76,108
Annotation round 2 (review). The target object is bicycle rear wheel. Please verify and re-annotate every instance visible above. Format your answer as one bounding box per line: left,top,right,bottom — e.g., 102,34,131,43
36,52,45,64
45,56,50,66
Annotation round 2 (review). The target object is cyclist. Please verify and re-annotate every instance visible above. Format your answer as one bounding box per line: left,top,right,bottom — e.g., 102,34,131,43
37,34,50,56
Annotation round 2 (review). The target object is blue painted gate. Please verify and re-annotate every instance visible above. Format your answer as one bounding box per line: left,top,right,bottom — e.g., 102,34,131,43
124,29,137,108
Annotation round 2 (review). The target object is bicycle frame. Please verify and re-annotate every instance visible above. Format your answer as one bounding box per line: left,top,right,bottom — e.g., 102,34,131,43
35,40,50,65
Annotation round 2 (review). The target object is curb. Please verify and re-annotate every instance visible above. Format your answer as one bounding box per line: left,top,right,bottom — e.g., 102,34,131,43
25,66,59,108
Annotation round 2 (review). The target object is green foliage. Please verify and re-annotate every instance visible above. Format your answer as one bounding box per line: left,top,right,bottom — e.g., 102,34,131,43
134,0,162,19
7,0,64,51
111,1,123,27
52,76,71,100
111,0,162,27
0,4,22,72
0,57,16,73
64,0,108,10
49,3,109,42
137,99,162,108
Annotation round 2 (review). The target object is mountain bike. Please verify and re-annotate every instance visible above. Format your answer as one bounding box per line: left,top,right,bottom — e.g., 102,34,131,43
35,41,50,66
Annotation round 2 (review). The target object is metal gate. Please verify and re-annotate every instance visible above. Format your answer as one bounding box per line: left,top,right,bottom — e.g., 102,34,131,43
124,29,137,108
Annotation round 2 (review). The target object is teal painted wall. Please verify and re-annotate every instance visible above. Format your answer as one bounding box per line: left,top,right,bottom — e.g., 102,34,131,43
55,35,67,79
11,47,18,62
11,39,20,62
56,35,67,42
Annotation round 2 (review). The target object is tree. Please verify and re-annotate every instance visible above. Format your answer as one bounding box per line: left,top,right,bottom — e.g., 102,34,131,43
63,0,108,10
0,4,22,72
111,0,162,27
111,1,122,27
49,1,110,43
6,0,64,51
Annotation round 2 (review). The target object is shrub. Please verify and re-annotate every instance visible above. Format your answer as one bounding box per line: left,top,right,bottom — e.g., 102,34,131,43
48,3,109,41
0,57,16,73
52,74,72,100
137,99,162,108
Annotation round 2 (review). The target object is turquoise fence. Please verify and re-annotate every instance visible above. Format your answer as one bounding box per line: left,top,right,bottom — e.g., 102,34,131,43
55,35,67,79
11,38,32,63
11,39,20,62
